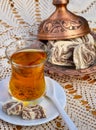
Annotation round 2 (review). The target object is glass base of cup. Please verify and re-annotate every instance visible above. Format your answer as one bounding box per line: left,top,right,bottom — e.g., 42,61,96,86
8,89,45,106
11,96,45,106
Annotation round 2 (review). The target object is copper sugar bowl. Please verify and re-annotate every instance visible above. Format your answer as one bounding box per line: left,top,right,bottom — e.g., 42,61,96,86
38,0,90,40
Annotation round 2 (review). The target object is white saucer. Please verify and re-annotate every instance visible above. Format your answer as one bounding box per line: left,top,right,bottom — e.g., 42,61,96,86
0,76,66,126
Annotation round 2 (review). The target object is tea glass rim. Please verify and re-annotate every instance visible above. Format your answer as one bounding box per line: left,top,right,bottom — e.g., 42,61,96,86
5,39,47,68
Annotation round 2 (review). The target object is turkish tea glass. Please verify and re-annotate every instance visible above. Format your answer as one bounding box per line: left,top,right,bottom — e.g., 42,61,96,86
5,39,47,104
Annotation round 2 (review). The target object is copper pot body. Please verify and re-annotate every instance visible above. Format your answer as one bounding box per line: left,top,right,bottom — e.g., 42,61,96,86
38,0,90,40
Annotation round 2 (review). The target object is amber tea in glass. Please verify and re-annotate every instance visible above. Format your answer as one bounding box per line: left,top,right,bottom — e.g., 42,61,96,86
6,39,47,103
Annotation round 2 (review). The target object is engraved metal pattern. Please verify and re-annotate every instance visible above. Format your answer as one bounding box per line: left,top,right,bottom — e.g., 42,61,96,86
38,0,90,40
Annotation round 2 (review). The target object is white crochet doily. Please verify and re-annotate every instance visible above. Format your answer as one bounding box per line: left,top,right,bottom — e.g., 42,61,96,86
0,0,96,130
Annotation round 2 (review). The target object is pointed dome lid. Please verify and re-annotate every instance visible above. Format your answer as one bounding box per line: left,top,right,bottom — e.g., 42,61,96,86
38,0,90,40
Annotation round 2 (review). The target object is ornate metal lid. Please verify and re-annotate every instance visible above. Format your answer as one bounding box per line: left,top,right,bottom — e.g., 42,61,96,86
38,0,90,40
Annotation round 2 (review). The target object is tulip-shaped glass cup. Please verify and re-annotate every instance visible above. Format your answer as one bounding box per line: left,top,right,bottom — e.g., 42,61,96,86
5,38,47,105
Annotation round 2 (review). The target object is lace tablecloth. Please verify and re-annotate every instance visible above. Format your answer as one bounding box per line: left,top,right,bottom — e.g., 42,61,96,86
0,0,96,130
